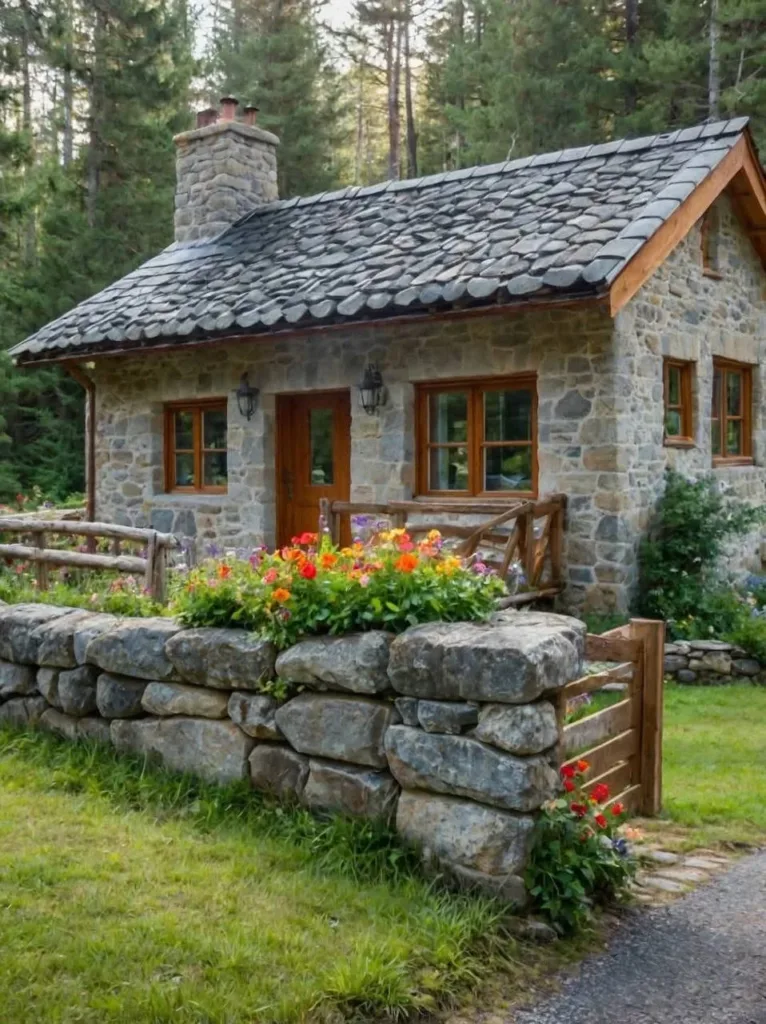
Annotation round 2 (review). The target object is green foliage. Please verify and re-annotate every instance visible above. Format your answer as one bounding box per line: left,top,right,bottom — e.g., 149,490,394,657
174,532,506,648
0,569,165,618
638,470,765,628
525,766,636,935
726,613,766,665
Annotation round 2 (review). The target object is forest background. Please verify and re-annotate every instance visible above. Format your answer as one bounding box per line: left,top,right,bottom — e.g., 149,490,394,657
0,0,764,502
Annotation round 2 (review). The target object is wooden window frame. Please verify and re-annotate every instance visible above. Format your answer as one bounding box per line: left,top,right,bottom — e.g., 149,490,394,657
711,358,753,466
663,358,694,447
415,375,538,498
164,398,228,494
701,207,722,280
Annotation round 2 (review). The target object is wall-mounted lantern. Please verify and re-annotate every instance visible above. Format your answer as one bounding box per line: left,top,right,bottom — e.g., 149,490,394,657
235,372,259,420
359,363,386,416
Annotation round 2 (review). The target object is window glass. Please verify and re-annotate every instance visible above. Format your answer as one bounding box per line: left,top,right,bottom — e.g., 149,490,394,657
666,366,681,406
309,408,334,485
664,409,682,437
175,453,194,487
203,409,227,450
726,372,741,417
429,446,469,491
484,389,532,442
203,452,228,487
167,402,227,491
484,446,532,492
429,392,468,443
174,410,194,450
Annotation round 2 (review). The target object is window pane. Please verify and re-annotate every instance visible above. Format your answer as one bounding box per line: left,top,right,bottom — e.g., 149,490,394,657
665,409,682,437
726,371,742,417
484,446,532,492
174,410,194,450
712,419,721,456
309,408,334,485
203,408,227,450
726,419,742,455
175,452,194,487
484,389,532,442
667,366,681,406
712,369,721,418
429,446,469,490
203,451,228,487
429,392,468,443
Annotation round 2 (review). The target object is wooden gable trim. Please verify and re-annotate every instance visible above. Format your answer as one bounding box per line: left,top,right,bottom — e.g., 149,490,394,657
609,134,766,315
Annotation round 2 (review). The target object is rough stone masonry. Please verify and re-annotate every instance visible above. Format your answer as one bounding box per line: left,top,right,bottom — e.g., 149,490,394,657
0,601,585,905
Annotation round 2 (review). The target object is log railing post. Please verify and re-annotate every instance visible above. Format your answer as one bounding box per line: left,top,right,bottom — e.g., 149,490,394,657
629,618,665,816
34,531,49,591
144,530,157,599
154,539,168,604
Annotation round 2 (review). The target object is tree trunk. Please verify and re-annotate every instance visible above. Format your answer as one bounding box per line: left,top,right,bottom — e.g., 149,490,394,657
625,0,639,114
21,0,36,265
708,0,721,120
86,6,108,229
404,15,417,177
386,16,402,180
62,63,74,167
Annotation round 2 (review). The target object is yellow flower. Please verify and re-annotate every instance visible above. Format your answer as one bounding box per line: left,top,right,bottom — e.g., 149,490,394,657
436,555,461,576
426,529,442,541
272,588,291,603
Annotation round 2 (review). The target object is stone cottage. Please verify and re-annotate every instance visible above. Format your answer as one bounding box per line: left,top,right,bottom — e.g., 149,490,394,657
10,102,766,613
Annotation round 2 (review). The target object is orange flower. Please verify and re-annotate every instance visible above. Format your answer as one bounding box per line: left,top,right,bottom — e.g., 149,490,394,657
272,588,291,603
263,568,278,584
217,564,232,580
320,552,338,568
395,553,419,573
282,547,302,562
576,759,590,773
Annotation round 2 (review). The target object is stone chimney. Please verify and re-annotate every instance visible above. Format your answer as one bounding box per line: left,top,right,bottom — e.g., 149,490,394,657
173,98,280,244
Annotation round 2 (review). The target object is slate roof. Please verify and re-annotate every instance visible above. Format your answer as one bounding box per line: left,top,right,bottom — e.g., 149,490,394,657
11,117,752,364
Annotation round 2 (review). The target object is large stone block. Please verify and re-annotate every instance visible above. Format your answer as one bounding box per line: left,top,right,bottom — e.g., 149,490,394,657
274,694,396,768
396,790,534,876
58,665,99,717
40,708,111,744
0,604,73,664
85,618,181,681
417,700,478,734
0,659,37,698
303,759,399,821
110,717,254,784
165,628,275,690
141,681,229,719
73,614,121,665
228,692,281,739
37,666,61,707
0,695,48,727
387,613,584,704
275,632,393,694
249,744,309,800
385,726,558,812
473,701,558,755
32,610,95,668
96,673,148,719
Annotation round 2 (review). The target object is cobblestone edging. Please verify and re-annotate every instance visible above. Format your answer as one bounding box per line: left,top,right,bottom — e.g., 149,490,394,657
663,639,766,685
0,602,586,905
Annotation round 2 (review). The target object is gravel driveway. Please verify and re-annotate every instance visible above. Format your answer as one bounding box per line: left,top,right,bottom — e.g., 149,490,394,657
512,850,766,1024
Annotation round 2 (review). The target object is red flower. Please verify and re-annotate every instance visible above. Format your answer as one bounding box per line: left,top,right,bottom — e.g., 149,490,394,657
611,802,625,816
563,779,575,793
560,764,576,780
591,783,610,804
263,568,278,584
300,562,317,580
217,564,232,580
594,813,608,829
570,802,587,818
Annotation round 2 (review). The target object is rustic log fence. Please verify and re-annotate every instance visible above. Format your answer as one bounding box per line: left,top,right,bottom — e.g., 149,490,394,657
557,618,664,816
0,519,178,602
318,494,567,605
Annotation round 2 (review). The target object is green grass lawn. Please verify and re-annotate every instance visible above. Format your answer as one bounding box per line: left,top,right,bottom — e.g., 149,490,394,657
657,681,766,847
0,728,581,1024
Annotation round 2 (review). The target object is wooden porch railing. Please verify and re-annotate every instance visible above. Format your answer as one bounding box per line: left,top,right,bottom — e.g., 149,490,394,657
0,518,178,602
557,619,664,816
318,494,567,605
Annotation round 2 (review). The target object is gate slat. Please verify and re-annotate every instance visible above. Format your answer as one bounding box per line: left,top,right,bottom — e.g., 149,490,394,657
563,698,632,756
583,758,635,800
561,664,633,700
562,728,638,779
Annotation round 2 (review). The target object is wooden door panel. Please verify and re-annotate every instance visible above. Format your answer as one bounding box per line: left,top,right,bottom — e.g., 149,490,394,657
277,391,351,547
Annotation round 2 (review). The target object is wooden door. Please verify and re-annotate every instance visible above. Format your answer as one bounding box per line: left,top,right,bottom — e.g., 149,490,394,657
276,391,351,547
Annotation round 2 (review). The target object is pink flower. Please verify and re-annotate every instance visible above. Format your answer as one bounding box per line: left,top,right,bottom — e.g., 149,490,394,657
359,574,370,587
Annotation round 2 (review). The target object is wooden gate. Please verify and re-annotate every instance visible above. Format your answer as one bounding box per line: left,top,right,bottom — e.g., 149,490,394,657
557,619,665,816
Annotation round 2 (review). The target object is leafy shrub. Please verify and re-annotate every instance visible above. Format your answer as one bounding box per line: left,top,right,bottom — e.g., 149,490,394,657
726,613,766,664
639,470,765,630
174,529,506,648
525,761,636,935
0,569,164,618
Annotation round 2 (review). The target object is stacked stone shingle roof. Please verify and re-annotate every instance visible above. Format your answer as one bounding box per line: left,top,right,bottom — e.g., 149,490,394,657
11,118,750,364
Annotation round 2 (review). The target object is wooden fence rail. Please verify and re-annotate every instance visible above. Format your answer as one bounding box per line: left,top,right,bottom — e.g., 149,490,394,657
557,618,664,817
0,518,178,602
318,494,567,605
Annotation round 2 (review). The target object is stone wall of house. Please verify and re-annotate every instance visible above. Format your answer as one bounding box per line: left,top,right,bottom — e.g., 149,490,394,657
89,303,626,613
0,601,585,903
612,193,766,600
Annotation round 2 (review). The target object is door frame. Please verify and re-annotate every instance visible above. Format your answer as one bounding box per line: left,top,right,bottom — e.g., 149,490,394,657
275,389,351,548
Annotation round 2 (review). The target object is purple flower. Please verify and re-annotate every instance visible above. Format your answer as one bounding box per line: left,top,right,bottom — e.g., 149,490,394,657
612,838,629,858
206,543,222,558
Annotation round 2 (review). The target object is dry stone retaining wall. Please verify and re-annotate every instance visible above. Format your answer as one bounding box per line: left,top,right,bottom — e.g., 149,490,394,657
664,638,766,685
0,601,585,903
